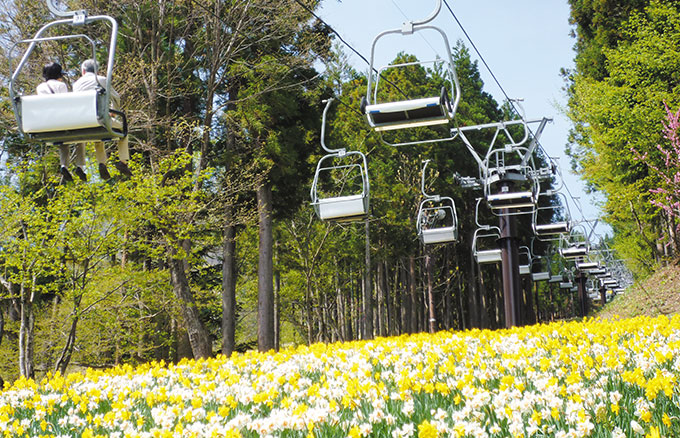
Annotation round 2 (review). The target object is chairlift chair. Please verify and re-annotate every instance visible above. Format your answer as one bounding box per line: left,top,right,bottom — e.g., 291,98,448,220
559,225,590,259
483,139,540,215
558,270,574,289
485,168,539,213
529,238,551,281
311,99,370,222
472,226,502,264
532,191,572,240
416,160,458,244
602,279,619,289
518,246,531,275
9,4,127,145
361,0,461,146
471,197,501,263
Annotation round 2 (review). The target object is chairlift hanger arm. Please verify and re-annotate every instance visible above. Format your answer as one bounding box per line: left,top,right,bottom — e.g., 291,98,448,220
420,159,438,199
408,0,442,29
47,0,85,19
520,117,551,168
320,98,344,155
586,218,600,243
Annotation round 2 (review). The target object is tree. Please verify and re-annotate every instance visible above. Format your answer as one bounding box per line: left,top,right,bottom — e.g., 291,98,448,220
566,0,680,271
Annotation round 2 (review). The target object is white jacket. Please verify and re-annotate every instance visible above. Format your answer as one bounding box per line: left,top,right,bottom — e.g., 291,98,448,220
36,79,68,95
73,72,120,109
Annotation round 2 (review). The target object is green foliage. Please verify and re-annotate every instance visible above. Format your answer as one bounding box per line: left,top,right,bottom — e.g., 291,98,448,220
567,0,680,272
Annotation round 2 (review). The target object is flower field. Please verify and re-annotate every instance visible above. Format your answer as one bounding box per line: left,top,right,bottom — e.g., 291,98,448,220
1,316,680,438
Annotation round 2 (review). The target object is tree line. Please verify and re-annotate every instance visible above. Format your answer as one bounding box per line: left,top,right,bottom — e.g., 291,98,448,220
566,0,680,273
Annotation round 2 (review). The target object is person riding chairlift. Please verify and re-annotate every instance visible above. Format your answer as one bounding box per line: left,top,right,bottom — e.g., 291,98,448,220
73,59,131,180
36,62,87,182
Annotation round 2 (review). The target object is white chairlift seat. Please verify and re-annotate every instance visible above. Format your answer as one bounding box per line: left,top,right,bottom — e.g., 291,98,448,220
549,275,563,283
531,272,550,282
533,221,570,237
314,193,368,222
421,226,457,245
576,261,600,271
487,190,536,210
559,281,573,289
602,279,619,288
364,90,452,132
560,245,589,259
476,249,502,264
589,268,607,276
19,89,126,143
416,195,458,245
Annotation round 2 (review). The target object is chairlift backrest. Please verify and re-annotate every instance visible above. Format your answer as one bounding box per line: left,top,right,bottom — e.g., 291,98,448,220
518,246,531,275
361,0,461,146
9,10,126,144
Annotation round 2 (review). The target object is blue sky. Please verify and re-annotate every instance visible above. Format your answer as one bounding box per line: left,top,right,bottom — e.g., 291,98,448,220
315,0,610,238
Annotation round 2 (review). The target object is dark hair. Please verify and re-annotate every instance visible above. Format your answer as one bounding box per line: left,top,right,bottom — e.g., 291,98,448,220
42,62,63,81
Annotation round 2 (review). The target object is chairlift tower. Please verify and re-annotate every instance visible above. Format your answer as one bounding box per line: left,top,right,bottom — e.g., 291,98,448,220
454,115,551,327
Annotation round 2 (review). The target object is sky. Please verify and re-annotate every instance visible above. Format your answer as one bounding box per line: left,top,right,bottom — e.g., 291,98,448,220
314,0,611,238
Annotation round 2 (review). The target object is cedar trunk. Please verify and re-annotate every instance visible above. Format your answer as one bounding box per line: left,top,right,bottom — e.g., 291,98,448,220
363,219,373,339
169,240,212,358
222,222,237,356
257,183,275,351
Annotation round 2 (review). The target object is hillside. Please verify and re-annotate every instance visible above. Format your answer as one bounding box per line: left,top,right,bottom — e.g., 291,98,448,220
597,264,680,319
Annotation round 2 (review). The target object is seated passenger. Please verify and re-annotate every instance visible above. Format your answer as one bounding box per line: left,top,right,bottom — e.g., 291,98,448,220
37,62,87,182
73,59,131,180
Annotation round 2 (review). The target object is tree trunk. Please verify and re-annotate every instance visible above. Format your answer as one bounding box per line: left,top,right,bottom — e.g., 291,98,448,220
54,316,78,375
0,302,4,349
534,282,541,323
344,267,353,341
425,250,436,333
169,240,212,358
336,267,345,341
363,219,374,340
257,183,275,351
274,269,281,351
400,261,409,334
18,284,35,379
222,221,237,357
408,256,417,333
386,262,395,336
376,262,385,337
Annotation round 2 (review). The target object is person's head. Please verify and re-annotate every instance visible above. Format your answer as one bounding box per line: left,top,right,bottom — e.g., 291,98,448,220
42,62,63,81
81,59,98,75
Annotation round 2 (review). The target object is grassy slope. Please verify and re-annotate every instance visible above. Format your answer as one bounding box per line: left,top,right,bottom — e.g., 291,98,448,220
597,263,680,319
